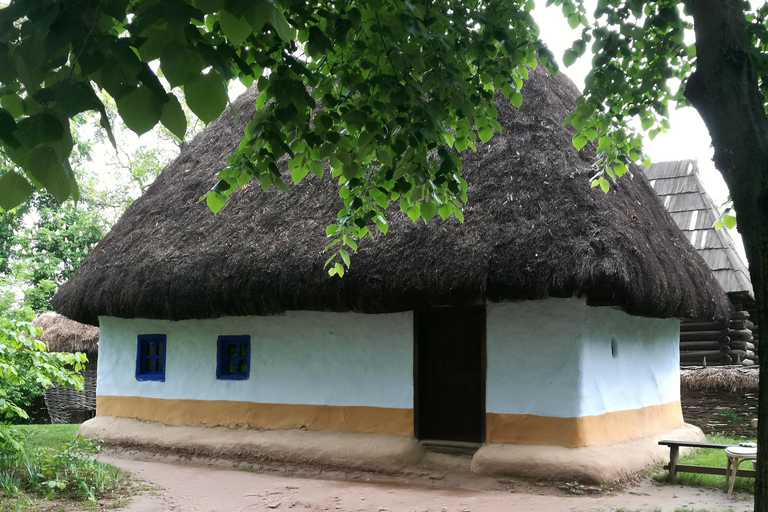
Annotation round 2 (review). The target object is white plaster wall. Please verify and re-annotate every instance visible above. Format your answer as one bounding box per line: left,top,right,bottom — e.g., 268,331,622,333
486,299,680,418
97,311,413,409
578,306,680,416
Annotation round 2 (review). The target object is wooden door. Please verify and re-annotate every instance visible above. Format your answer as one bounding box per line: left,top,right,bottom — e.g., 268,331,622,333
415,308,485,443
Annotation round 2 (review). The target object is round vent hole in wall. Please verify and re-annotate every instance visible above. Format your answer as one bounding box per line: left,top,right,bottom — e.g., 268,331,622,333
611,337,618,359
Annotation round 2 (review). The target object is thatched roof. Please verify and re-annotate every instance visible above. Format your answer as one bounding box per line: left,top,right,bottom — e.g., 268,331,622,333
32,312,99,354
644,160,753,299
53,67,731,325
681,367,758,391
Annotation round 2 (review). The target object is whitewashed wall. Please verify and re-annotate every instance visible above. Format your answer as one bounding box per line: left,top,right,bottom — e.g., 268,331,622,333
97,311,414,409
486,299,680,418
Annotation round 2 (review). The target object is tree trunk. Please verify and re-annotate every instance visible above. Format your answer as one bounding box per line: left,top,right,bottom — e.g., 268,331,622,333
685,2,768,510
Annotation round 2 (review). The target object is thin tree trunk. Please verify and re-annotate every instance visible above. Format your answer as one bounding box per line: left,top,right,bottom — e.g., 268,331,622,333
686,1,768,510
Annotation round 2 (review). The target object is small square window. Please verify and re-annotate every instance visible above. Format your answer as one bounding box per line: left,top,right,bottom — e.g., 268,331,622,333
217,335,250,380
136,334,166,382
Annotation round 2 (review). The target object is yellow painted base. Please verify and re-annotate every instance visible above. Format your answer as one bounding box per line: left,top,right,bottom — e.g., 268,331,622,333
486,401,684,447
97,396,682,447
96,395,413,437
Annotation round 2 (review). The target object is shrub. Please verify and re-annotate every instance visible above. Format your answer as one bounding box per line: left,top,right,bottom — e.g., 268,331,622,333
0,429,123,501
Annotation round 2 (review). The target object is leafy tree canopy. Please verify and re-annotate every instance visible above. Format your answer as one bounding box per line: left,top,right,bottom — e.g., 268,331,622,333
1,0,768,509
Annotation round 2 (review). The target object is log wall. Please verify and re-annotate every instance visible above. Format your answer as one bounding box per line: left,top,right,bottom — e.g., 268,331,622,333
679,311,759,366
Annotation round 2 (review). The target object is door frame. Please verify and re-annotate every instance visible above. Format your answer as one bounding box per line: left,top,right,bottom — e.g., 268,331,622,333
413,306,487,442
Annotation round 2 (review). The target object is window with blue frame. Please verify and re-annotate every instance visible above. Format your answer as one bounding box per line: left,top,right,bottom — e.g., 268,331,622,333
135,334,166,382
217,335,250,380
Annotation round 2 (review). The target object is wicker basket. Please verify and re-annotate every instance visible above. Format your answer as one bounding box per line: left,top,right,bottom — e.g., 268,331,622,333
44,354,98,424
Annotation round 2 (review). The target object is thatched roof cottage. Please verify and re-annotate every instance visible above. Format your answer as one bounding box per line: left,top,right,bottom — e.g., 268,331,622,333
55,67,730,481
32,312,99,423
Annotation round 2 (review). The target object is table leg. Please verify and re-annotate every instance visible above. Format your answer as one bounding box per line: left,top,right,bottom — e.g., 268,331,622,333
669,446,679,483
728,458,741,496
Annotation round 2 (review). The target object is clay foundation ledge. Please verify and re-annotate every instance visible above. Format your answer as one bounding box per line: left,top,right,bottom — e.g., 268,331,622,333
79,416,425,473
471,423,705,482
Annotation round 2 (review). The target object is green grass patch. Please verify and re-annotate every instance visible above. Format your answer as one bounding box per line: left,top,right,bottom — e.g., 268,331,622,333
7,424,80,449
653,434,755,494
0,424,132,510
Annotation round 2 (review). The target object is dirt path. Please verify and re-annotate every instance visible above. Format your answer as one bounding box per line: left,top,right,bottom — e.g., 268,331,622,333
100,452,753,512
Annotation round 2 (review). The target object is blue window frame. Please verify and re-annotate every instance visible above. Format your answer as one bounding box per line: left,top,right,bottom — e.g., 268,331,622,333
216,335,250,380
136,334,166,382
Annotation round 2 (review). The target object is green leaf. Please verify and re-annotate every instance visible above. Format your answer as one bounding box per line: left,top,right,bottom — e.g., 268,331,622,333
339,248,350,267
221,10,252,46
161,94,187,140
438,203,453,220
714,219,724,230
116,86,163,136
26,146,71,204
572,133,588,151
723,214,737,229
478,125,493,143
596,136,611,153
406,205,420,222
374,215,388,234
13,113,64,147
641,117,654,131
510,91,523,108
291,164,309,183
562,49,577,67
206,191,227,213
184,73,228,124
599,176,610,193
0,170,34,210
265,0,294,42
160,41,204,88
0,95,24,117
196,0,224,13
420,200,437,221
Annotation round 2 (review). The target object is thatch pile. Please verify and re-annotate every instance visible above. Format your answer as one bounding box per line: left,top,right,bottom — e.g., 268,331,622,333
32,312,98,424
53,67,731,325
680,367,759,392
32,312,99,354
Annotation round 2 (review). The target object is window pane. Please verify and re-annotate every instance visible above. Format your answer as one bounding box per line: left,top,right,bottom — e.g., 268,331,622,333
239,360,248,374
147,342,155,356
227,343,237,356
157,343,164,355
156,359,163,373
145,359,154,373
239,344,248,357
228,359,236,374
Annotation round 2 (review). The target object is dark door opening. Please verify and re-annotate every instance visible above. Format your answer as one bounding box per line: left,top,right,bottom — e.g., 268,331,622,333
415,307,485,443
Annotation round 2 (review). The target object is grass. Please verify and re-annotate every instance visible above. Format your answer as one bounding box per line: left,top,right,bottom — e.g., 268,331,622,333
652,434,756,494
7,424,80,449
0,424,133,511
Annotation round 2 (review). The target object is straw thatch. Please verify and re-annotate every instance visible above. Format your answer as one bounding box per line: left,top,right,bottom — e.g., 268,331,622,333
32,312,99,354
680,367,759,392
53,67,731,325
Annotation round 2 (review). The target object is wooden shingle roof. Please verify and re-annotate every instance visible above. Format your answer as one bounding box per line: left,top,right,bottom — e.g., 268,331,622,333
645,160,753,297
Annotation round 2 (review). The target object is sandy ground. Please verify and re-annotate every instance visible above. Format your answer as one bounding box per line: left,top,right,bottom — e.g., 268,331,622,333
99,450,754,512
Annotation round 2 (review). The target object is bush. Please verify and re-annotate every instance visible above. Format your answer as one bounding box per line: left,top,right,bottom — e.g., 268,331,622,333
0,428,123,501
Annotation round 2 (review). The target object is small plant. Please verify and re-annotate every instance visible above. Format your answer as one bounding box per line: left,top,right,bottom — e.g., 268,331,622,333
718,408,742,423
237,464,261,473
0,428,124,502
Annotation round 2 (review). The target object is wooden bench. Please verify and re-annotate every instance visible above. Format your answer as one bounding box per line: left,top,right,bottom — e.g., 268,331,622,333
658,440,756,482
